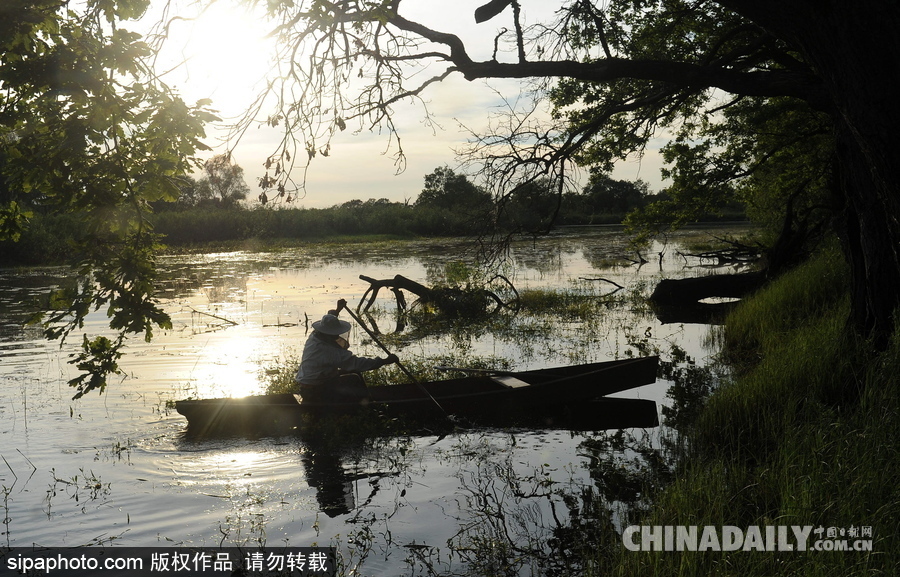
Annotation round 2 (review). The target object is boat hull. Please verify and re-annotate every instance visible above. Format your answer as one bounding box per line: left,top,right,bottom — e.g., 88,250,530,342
174,356,659,435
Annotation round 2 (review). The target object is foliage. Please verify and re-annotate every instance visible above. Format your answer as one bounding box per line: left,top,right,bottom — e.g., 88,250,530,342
581,173,650,215
575,247,898,576
0,201,32,242
150,200,480,244
67,335,125,399
0,211,85,264
2,183,715,265
241,0,829,208
196,154,251,208
415,166,492,211
625,96,833,242
496,177,561,234
0,0,216,396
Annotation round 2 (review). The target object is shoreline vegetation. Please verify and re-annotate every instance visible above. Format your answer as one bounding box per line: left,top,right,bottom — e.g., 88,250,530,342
596,245,899,575
0,202,746,267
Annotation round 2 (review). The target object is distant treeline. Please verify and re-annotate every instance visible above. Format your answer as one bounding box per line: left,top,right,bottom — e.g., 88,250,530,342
144,166,744,245
154,200,492,244
0,201,616,265
0,167,745,266
0,201,744,267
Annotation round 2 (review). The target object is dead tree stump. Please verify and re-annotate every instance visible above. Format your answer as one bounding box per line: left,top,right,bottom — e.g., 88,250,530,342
358,274,519,316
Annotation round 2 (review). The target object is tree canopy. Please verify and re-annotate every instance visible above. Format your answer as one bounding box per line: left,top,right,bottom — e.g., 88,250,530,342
583,173,650,216
0,0,217,397
194,154,251,208
415,166,492,211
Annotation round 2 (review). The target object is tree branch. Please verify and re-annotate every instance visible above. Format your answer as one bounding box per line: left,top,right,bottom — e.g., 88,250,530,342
380,4,826,106
445,58,824,107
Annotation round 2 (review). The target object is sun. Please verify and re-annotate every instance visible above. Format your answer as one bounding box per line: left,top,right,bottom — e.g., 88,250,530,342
194,331,269,399
157,0,276,118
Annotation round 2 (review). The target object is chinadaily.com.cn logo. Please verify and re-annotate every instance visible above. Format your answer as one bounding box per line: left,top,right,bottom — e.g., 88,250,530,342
622,525,874,552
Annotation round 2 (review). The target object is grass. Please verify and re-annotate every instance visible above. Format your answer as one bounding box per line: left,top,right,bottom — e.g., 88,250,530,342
518,287,612,317
587,244,900,576
515,279,637,319
719,243,850,370
263,352,515,395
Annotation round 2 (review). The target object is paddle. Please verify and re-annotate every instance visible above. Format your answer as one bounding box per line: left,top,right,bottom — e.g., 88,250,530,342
433,365,514,376
335,300,448,416
434,365,568,377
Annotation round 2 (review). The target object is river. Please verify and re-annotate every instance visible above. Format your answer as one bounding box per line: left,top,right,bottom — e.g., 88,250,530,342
0,225,748,575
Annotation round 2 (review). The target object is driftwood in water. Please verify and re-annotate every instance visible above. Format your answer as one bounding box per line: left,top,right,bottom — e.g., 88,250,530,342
650,271,766,324
651,271,767,306
677,242,762,266
358,274,426,311
358,274,519,316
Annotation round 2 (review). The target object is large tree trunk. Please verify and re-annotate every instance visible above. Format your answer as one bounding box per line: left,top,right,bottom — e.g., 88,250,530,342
809,5,900,348
835,125,900,349
723,0,900,347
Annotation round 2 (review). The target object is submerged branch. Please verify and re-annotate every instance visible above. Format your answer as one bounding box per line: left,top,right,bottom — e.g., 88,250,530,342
579,277,625,290
189,307,239,326
357,274,520,316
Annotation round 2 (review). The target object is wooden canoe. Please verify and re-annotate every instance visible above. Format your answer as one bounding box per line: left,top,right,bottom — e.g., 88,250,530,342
174,356,659,435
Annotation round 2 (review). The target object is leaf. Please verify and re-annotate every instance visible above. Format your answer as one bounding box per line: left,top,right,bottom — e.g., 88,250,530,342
67,334,124,399
474,0,513,23
0,201,33,242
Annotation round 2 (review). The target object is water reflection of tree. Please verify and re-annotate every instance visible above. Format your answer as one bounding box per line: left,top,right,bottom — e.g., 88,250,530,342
446,438,591,576
357,431,659,577
257,344,715,574
346,349,714,575
267,418,684,574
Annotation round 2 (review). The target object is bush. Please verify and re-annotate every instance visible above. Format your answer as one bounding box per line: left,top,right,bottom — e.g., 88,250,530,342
0,212,87,265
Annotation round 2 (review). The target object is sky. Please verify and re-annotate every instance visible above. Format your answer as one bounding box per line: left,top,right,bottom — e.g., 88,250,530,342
144,0,669,208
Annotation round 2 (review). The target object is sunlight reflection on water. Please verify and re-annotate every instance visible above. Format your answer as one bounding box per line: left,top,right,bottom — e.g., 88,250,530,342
0,226,751,572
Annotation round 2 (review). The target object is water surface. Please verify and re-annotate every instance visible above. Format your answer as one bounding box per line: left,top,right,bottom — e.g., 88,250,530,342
0,226,747,573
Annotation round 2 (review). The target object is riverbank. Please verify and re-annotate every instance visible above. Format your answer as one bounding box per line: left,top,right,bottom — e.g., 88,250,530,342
596,246,899,575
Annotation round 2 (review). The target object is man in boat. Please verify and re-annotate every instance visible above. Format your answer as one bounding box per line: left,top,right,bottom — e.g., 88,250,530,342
295,305,398,404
